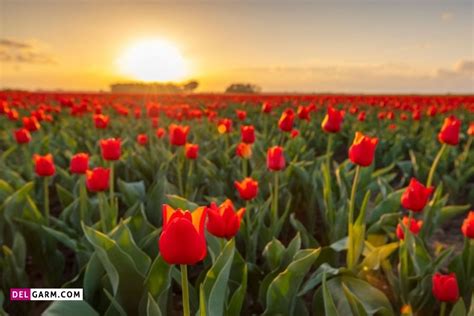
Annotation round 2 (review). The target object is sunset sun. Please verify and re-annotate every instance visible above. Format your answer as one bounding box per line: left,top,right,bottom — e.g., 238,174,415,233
117,39,187,82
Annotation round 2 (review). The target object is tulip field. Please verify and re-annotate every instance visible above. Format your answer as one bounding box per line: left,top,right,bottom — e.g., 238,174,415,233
1,91,474,316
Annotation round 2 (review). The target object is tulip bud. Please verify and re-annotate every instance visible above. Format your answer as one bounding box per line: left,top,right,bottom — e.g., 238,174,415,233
159,205,207,265
267,146,285,171
234,177,259,201
86,167,110,192
185,143,199,160
401,178,434,212
169,124,189,146
14,128,31,144
278,108,295,132
432,273,459,303
33,154,55,177
438,116,461,146
396,216,423,240
206,200,245,239
321,107,344,133
461,211,474,239
93,114,109,129
241,125,255,144
137,134,148,146
100,138,121,161
70,153,89,174
348,132,378,167
236,142,252,159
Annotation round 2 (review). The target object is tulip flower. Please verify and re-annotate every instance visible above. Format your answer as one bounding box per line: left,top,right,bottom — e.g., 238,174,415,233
401,178,434,212
217,118,232,134
396,216,423,240
7,109,19,121
93,114,109,129
236,110,247,121
100,138,120,207
70,153,89,174
297,105,311,121
432,273,459,310
236,142,252,159
357,111,366,122
137,134,148,146
14,128,31,144
290,129,299,138
207,200,245,239
278,108,295,132
262,102,272,113
241,125,255,144
156,127,166,139
33,154,55,224
468,122,474,136
266,146,285,171
461,211,474,239
185,143,199,160
438,116,461,146
321,107,344,133
23,116,40,132
169,123,189,146
86,167,110,192
412,110,421,121
159,205,207,316
234,177,259,201
348,132,378,167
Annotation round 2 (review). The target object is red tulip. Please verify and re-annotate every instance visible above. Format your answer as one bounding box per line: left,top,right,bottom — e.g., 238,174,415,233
159,205,207,265
241,125,255,144
93,114,109,129
438,116,461,145
185,143,199,160
70,153,89,174
236,142,252,159
207,199,245,239
33,154,55,177
348,132,378,167
321,107,344,133
14,128,31,144
23,116,40,132
432,273,459,303
137,134,148,146
236,110,247,121
396,216,423,240
267,146,285,171
169,124,189,146
401,178,434,212
217,118,232,134
278,108,295,132
357,111,366,122
100,138,121,161
412,110,421,121
461,211,474,239
262,102,272,113
156,127,166,139
86,167,110,192
468,122,474,136
7,109,19,121
234,177,259,201
297,105,311,121
290,129,300,138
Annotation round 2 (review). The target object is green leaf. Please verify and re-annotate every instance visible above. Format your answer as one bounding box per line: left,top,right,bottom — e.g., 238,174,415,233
165,194,199,211
146,293,162,316
368,189,404,224
263,248,320,315
450,298,466,316
43,301,99,316
201,238,236,316
56,183,74,209
118,180,146,208
322,273,339,316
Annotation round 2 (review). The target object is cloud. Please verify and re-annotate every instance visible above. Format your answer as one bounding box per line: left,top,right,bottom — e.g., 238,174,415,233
441,11,454,22
436,59,474,78
0,38,55,64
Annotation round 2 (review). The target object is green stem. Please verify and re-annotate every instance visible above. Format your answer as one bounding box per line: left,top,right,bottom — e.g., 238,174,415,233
242,158,248,178
177,149,184,196
109,162,114,206
44,177,50,225
326,134,333,173
461,137,472,164
99,193,108,232
79,175,87,224
186,160,193,198
180,264,190,316
426,144,447,188
439,302,446,316
272,172,279,224
347,166,361,270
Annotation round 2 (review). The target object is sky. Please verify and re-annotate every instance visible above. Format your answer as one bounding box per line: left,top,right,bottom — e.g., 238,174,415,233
0,0,473,93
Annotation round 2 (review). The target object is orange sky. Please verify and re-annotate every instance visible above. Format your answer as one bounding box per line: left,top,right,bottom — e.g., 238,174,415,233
0,0,473,93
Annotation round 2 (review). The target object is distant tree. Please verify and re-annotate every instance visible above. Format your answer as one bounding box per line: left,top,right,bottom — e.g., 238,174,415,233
225,83,261,94
183,80,199,92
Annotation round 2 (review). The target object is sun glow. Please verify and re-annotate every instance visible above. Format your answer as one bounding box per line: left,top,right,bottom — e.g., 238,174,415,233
117,39,187,82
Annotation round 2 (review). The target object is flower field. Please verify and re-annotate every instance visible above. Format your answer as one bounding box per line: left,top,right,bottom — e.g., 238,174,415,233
0,91,473,315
